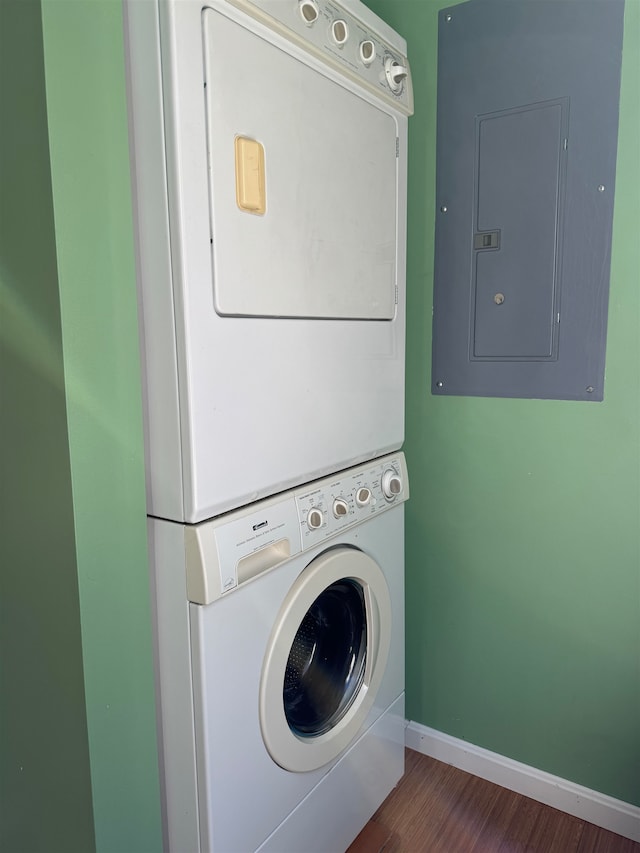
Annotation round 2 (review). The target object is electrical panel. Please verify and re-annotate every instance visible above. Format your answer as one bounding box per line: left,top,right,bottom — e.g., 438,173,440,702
431,0,625,401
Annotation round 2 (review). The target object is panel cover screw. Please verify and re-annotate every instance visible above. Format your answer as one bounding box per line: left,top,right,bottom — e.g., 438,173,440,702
436,381,444,388
494,292,505,305
445,14,452,21
598,185,605,192
586,386,594,393
440,205,448,212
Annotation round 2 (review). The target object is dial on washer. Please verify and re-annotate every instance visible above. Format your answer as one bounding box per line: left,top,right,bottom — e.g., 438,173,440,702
307,508,323,529
356,487,371,507
381,469,402,499
333,498,349,518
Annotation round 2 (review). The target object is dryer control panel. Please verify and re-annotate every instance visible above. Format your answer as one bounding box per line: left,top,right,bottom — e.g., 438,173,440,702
223,0,413,114
184,452,409,604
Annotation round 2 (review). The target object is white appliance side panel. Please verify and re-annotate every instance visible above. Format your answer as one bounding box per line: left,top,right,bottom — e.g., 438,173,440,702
125,0,185,520
189,506,404,853
257,695,406,853
147,518,200,853
146,0,407,522
204,9,398,320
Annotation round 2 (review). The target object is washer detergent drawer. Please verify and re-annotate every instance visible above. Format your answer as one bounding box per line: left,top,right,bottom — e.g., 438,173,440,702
203,8,398,320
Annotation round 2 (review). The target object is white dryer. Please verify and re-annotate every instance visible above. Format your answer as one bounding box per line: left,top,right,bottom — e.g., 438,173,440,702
126,0,413,523
149,453,408,852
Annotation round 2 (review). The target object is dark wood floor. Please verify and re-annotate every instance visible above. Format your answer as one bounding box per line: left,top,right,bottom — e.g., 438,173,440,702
348,749,640,853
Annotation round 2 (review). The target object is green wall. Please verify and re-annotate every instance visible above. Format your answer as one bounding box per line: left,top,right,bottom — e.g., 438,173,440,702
40,1,163,849
367,0,640,805
1,1,162,850
0,1,95,850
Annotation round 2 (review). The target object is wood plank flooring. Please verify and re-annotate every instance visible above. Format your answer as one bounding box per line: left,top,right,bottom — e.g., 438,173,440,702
347,749,639,853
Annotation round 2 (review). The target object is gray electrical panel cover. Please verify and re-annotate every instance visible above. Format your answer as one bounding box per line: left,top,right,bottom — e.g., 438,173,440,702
431,0,625,401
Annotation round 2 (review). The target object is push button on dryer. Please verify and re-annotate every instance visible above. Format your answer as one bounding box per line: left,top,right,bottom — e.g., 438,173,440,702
331,19,349,46
359,40,376,65
299,0,319,25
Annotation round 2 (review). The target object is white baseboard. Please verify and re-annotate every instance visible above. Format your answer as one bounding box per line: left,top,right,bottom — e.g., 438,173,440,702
405,721,640,843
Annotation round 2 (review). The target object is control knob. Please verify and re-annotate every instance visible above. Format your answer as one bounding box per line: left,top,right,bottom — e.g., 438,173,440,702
384,57,408,94
355,487,371,507
307,507,323,529
381,469,403,500
332,498,349,518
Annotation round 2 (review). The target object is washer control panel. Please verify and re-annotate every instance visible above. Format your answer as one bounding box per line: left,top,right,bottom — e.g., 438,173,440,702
186,452,408,604
224,0,413,115
295,452,409,548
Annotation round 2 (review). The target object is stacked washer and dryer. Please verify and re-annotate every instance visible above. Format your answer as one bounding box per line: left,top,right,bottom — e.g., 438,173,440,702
125,1,413,850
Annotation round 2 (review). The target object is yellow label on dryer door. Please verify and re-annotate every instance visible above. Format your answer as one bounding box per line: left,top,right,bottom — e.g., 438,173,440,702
234,136,266,215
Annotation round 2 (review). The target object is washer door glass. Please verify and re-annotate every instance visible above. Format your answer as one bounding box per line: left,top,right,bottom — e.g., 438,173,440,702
260,546,392,773
284,579,367,737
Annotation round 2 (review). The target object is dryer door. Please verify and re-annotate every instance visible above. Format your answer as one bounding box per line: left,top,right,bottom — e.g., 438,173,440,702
259,547,391,772
203,7,398,320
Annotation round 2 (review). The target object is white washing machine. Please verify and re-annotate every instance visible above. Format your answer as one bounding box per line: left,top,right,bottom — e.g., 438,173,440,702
125,0,413,523
149,453,408,852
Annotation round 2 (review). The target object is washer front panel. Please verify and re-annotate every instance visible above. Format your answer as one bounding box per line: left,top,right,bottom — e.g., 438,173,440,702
185,504,404,853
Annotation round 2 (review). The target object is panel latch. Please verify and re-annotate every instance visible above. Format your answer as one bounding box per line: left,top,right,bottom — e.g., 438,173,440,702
473,230,501,250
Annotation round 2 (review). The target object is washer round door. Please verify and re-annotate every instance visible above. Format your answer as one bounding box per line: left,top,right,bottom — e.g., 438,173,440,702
259,546,392,772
